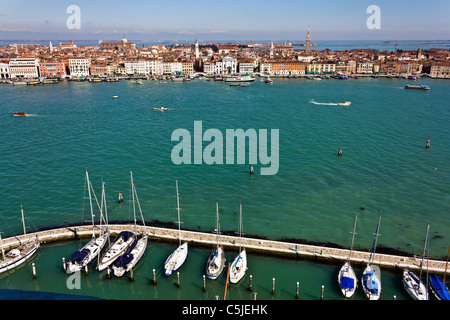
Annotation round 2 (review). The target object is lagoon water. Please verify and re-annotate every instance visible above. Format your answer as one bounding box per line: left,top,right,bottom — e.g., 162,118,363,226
0,76,449,300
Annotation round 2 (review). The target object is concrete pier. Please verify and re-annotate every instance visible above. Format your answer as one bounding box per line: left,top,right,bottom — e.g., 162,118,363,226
1,224,448,275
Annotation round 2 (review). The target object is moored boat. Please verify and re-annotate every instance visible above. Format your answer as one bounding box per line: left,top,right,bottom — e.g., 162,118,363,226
229,202,247,284
361,214,382,300
224,75,255,82
164,180,188,277
338,215,358,298
98,231,134,271
206,202,226,280
0,206,40,275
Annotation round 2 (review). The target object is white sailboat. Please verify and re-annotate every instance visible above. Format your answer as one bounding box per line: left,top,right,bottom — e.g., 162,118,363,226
229,202,247,284
164,180,188,277
0,206,40,274
402,222,430,300
66,171,109,274
98,182,135,271
338,215,358,298
206,202,226,280
361,213,382,300
112,171,148,277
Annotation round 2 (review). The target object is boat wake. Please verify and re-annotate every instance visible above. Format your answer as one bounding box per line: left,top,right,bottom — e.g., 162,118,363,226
310,99,338,106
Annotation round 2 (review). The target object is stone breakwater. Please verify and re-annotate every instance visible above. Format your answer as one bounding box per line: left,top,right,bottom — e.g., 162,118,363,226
2,224,448,275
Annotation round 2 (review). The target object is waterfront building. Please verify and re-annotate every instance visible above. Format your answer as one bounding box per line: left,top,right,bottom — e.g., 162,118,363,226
357,61,374,74
430,62,450,78
346,60,356,74
163,61,183,75
203,60,218,75
39,60,66,78
219,56,237,75
238,59,254,74
181,60,194,75
259,61,272,75
124,59,151,75
0,62,10,79
9,57,39,78
272,60,306,75
69,58,91,78
90,61,108,77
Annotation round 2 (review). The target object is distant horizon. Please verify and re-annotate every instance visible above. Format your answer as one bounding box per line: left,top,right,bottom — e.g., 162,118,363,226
0,0,448,42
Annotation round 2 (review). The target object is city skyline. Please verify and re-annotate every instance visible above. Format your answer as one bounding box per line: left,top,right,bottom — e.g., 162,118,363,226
0,0,449,41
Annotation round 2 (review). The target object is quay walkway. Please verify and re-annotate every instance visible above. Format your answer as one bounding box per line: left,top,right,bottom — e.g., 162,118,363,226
2,224,448,275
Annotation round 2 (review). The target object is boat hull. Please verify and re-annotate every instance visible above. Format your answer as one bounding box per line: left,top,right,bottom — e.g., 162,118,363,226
98,232,134,271
206,247,226,280
0,241,40,274
66,233,108,274
229,250,247,284
338,261,357,298
402,269,428,300
361,264,382,300
164,242,188,277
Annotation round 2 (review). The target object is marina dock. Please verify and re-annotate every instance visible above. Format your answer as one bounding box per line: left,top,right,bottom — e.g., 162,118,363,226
1,224,448,275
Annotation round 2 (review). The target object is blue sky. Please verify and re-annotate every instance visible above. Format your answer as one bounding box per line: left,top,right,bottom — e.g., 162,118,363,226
0,0,449,40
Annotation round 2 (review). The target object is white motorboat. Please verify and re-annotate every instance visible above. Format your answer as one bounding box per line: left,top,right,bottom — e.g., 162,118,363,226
338,101,351,106
164,180,188,277
224,75,255,82
0,206,40,275
112,172,148,277
154,107,169,112
206,202,226,280
229,202,247,284
338,215,358,298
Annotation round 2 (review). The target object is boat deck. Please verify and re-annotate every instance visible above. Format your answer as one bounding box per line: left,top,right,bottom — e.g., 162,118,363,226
1,224,448,275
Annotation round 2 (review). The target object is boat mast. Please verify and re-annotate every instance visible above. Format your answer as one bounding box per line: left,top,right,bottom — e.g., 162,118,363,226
347,215,358,262
86,171,95,238
443,242,450,290
239,201,243,253
131,171,146,230
369,213,382,265
215,202,220,249
176,180,181,246
21,205,26,235
131,171,137,234
419,222,430,284
0,233,5,260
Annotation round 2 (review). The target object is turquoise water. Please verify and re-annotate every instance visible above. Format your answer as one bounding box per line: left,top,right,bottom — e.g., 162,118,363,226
0,77,449,299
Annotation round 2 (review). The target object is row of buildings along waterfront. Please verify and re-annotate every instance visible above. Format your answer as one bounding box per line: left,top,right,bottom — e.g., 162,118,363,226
0,34,450,80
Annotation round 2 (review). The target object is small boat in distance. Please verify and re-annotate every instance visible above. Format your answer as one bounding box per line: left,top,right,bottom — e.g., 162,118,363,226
338,101,351,106
264,77,273,83
405,84,430,90
154,107,169,112
112,96,119,99
132,80,143,84
12,112,28,117
224,75,255,82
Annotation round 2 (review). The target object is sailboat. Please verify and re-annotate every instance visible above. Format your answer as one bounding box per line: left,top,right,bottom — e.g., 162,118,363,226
97,182,135,271
337,215,358,298
66,171,109,274
206,202,226,280
112,172,148,277
164,180,188,277
429,243,450,300
0,206,40,274
402,222,430,300
361,213,382,300
229,202,247,284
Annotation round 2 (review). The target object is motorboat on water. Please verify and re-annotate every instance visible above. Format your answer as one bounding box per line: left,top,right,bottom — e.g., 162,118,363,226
405,84,430,90
338,101,351,106
132,80,143,84
112,96,119,99
224,75,255,82
12,112,28,116
154,107,169,112
264,77,273,83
